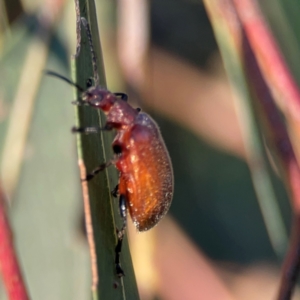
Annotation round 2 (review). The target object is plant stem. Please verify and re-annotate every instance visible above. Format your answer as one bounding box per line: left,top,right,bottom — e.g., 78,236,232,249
0,184,30,300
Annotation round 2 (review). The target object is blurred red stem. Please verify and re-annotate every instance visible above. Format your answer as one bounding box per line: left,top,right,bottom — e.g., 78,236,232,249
242,24,300,300
0,186,30,300
205,0,300,298
242,32,300,207
277,216,300,300
233,0,300,122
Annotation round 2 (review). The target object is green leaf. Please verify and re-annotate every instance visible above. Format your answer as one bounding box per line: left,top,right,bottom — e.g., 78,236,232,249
73,0,139,299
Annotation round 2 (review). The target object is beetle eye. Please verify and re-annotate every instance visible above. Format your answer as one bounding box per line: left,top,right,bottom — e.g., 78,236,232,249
113,144,122,154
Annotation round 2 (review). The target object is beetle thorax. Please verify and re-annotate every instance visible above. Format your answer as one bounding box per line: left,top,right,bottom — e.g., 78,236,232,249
106,100,138,128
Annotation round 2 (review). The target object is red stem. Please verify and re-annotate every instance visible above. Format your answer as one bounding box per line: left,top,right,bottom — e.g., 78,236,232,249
235,2,300,299
277,216,300,300
241,30,300,211
204,1,300,298
233,0,300,122
0,186,30,300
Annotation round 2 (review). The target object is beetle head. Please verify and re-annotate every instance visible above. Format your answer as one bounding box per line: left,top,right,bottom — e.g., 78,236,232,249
82,87,117,112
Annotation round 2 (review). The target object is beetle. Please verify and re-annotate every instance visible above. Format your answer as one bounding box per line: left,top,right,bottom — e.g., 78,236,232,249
47,18,173,277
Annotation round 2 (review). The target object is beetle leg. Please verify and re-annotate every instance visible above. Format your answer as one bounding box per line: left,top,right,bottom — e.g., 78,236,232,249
115,233,124,277
111,184,119,198
72,126,101,134
72,123,113,134
83,160,114,181
115,194,127,277
71,100,89,106
119,194,127,223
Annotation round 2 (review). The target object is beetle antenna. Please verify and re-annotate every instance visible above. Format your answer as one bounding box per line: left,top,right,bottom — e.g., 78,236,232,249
45,70,84,92
81,17,99,86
